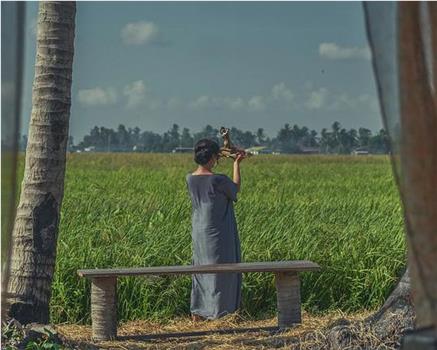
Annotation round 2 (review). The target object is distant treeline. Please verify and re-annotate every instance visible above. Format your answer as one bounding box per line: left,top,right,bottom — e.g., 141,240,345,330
19,122,390,154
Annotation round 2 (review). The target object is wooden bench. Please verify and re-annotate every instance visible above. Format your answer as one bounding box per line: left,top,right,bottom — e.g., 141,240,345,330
77,260,320,341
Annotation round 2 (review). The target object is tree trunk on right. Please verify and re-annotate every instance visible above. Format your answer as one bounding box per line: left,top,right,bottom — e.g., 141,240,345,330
328,2,437,346
397,1,437,330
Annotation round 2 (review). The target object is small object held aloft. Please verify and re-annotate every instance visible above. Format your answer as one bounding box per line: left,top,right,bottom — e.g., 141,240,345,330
218,127,252,159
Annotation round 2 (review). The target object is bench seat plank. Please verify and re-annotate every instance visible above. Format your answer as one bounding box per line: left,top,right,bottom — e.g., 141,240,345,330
78,260,320,278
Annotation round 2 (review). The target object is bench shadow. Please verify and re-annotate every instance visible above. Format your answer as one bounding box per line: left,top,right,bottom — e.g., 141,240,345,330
117,326,281,341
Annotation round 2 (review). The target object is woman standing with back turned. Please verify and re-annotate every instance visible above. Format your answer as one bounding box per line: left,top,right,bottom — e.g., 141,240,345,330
186,138,245,321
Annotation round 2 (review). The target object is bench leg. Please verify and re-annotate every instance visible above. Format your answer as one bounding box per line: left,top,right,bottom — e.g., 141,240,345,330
91,277,117,341
274,272,301,329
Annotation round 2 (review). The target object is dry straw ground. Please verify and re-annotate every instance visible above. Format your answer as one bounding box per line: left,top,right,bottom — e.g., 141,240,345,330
57,310,403,349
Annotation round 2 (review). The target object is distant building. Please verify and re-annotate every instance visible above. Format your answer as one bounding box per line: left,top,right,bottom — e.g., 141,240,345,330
133,145,145,152
245,146,273,155
299,146,320,154
352,148,369,155
172,147,193,153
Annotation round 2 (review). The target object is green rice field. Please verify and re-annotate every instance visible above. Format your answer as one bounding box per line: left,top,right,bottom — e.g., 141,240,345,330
18,154,406,324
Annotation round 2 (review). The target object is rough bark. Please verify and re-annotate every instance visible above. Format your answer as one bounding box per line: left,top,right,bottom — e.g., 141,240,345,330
6,1,76,324
327,3,437,346
398,1,437,330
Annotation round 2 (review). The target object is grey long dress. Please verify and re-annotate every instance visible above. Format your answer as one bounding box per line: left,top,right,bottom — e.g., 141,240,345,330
186,173,242,319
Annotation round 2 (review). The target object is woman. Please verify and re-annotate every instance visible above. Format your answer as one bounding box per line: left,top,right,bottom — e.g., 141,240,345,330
186,138,245,321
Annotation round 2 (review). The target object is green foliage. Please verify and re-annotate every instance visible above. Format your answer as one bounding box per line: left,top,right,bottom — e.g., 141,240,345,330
2,322,64,350
2,321,22,349
25,338,62,350
63,122,389,154
18,154,406,324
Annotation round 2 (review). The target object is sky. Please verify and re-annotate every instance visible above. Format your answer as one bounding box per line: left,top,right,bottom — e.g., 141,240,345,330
22,1,382,141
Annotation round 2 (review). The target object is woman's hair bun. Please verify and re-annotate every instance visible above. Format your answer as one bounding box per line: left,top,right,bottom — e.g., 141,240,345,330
194,139,220,165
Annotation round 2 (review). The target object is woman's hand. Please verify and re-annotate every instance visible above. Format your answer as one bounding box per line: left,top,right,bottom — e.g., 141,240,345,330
234,151,246,164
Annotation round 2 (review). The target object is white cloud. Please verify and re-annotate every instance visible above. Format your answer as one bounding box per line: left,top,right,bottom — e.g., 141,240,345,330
305,87,378,112
271,82,294,107
188,83,295,112
189,96,246,111
123,80,162,110
306,88,328,110
190,95,211,110
248,96,266,111
272,83,293,101
319,42,371,60
330,93,355,110
123,80,147,108
187,84,376,115
78,87,117,107
121,21,159,46
223,97,245,110
167,97,183,110
329,93,378,112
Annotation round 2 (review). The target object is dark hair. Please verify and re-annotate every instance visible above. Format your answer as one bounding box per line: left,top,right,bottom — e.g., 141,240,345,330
194,139,220,165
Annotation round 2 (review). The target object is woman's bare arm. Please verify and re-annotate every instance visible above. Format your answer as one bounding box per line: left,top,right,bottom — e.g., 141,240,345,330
233,153,245,191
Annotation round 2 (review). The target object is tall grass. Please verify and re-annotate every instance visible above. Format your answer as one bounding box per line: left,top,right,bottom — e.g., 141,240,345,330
20,154,405,324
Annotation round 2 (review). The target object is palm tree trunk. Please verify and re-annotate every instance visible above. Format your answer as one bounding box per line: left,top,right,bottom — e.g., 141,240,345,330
398,1,437,330
328,3,437,345
7,1,76,324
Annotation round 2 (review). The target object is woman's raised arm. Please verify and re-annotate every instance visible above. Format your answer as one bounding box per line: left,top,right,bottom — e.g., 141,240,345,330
233,153,245,192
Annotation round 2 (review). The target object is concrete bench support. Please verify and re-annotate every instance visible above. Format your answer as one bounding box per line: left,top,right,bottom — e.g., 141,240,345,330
275,272,301,329
91,277,117,341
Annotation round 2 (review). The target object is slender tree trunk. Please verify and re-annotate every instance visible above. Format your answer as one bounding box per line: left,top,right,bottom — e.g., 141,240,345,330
7,1,76,324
